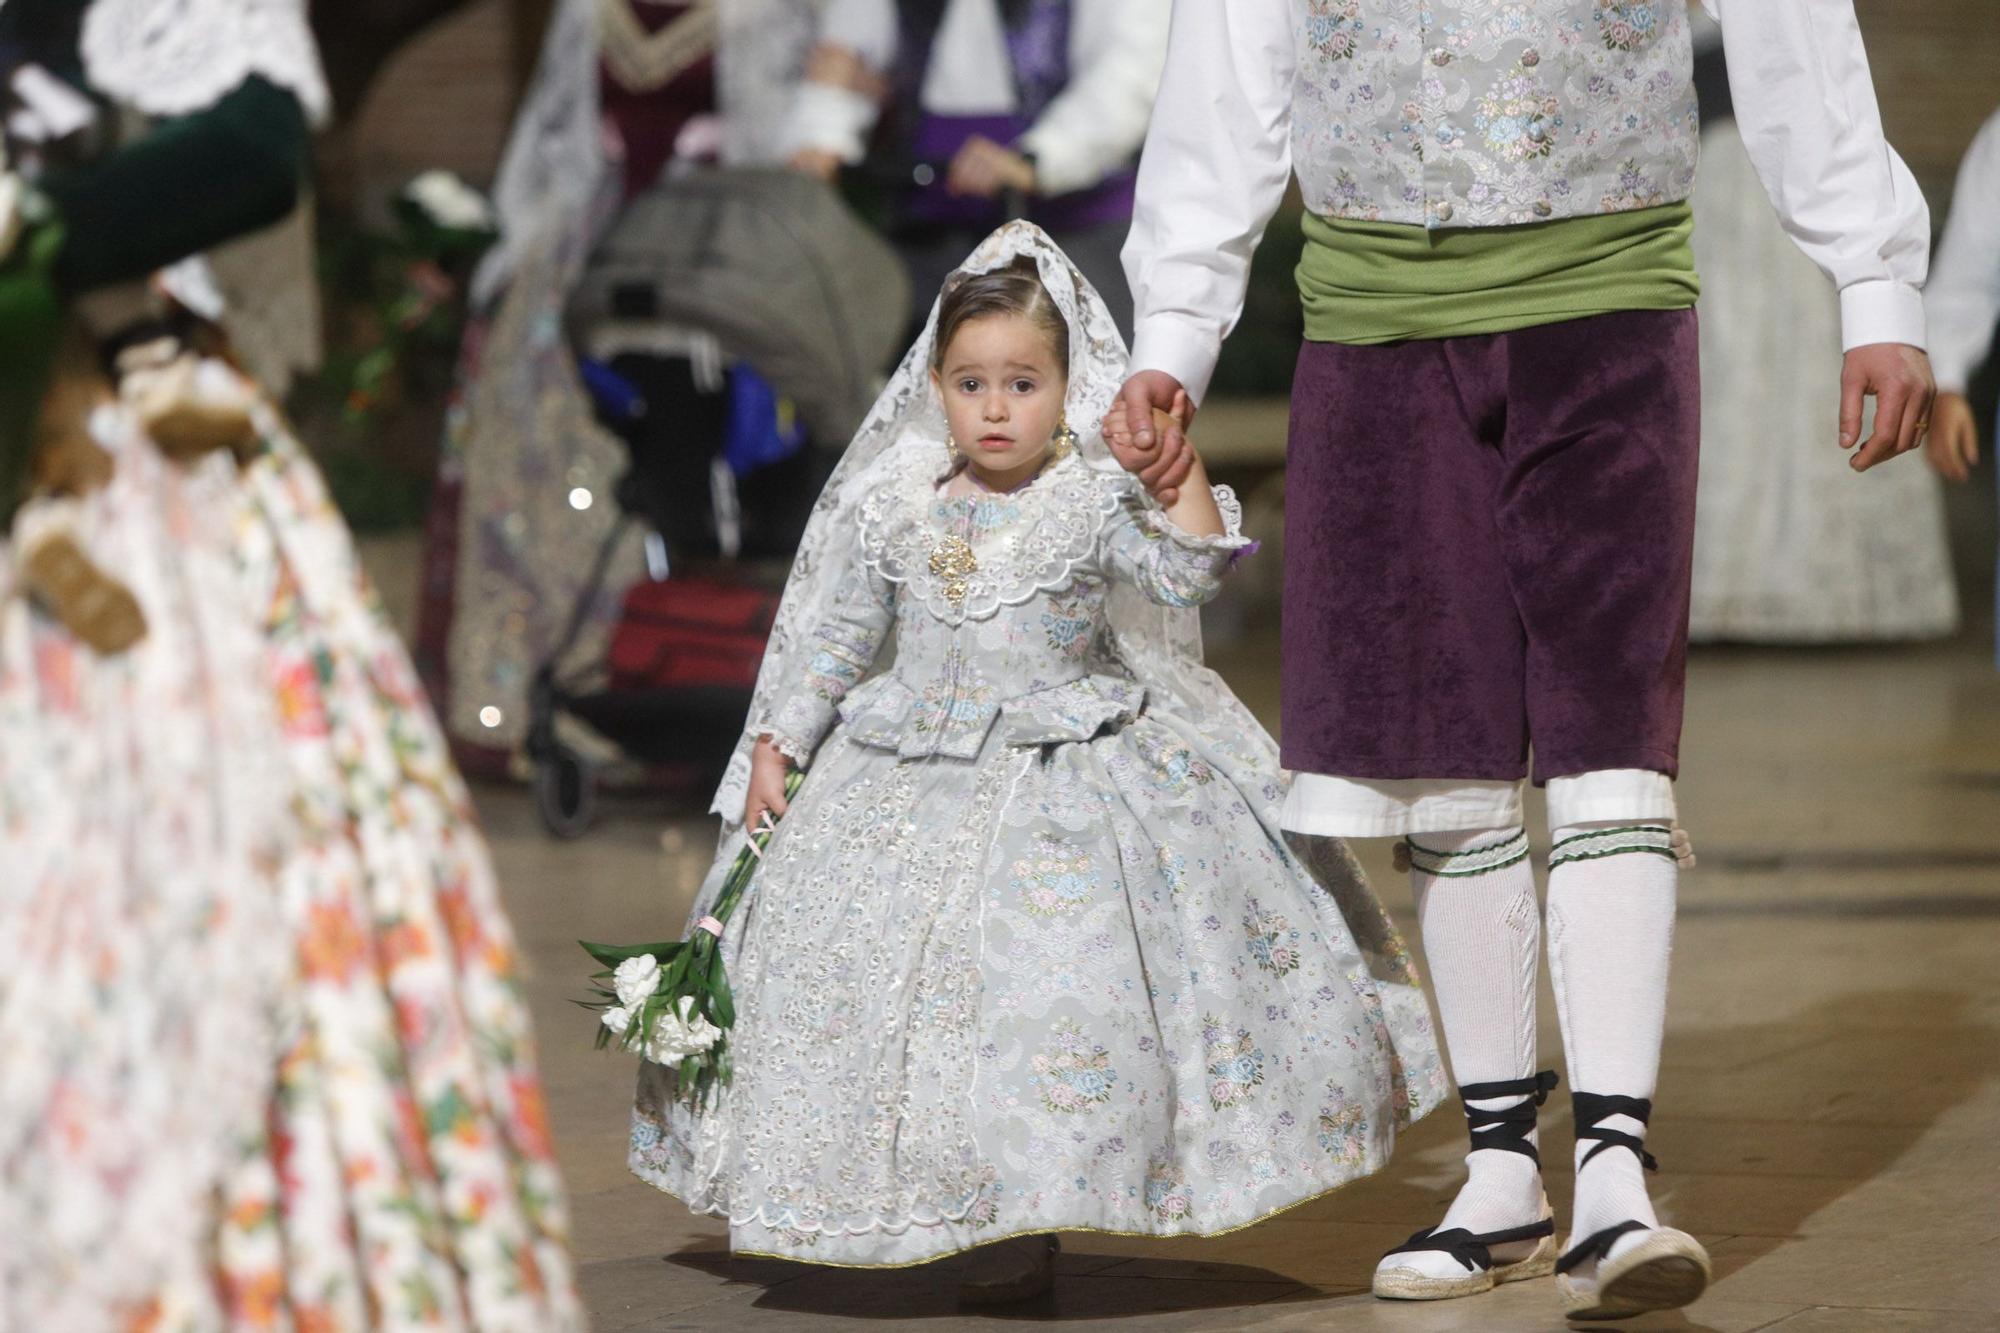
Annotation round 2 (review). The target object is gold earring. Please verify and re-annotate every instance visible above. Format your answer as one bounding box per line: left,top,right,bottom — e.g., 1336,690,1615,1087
1050,415,1078,460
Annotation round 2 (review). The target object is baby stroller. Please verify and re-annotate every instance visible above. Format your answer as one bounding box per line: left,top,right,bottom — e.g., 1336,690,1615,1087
526,168,908,837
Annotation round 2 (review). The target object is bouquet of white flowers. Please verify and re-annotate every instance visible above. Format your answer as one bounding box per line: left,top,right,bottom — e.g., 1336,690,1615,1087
580,770,802,1105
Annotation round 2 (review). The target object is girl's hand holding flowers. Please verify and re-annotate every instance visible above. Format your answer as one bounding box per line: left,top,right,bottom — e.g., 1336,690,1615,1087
744,733,795,832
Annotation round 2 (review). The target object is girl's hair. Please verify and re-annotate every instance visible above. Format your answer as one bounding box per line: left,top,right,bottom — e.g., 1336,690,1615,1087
930,256,1070,376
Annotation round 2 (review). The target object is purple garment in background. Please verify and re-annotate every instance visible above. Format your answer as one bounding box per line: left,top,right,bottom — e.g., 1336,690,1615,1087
891,0,1135,233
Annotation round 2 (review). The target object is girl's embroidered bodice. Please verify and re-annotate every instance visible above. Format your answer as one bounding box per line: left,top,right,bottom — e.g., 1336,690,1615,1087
758,450,1248,763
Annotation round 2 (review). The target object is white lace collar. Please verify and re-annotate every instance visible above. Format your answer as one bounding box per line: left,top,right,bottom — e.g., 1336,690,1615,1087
859,443,1126,624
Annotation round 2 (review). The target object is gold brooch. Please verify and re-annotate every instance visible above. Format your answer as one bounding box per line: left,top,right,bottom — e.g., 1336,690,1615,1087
929,535,978,607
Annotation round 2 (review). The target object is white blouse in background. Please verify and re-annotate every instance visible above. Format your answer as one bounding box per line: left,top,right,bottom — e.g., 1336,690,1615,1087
782,0,1166,197
1928,105,2000,396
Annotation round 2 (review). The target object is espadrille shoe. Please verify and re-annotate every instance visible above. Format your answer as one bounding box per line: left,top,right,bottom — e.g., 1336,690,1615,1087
1373,1070,1561,1301
1555,1091,1710,1320
1558,1223,1710,1320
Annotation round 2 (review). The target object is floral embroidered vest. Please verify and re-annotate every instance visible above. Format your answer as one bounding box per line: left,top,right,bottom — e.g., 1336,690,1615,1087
1295,0,1699,228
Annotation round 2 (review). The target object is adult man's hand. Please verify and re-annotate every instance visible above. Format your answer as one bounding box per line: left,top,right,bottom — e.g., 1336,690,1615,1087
1926,391,1981,484
1839,343,1936,473
1104,370,1195,504
787,149,843,182
947,136,1036,200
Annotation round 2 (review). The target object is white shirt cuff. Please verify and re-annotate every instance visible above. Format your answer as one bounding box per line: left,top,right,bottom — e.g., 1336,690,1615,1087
1128,314,1222,406
1840,280,1929,352
1932,365,1975,397
1015,124,1093,199
782,83,879,163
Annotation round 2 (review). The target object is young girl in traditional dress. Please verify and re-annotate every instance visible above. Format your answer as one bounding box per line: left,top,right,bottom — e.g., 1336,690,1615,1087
628,223,1443,1301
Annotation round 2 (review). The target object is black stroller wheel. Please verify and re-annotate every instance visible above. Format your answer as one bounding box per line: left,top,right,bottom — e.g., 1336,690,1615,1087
536,745,597,839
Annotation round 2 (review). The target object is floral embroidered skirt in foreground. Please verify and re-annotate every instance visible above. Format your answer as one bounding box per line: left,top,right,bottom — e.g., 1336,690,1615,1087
630,712,1446,1268
0,415,584,1331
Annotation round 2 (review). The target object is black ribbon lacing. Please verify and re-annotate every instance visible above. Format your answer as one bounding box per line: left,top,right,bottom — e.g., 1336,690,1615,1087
1556,1091,1664,1275
1572,1091,1660,1173
1459,1068,1561,1168
1376,1070,1562,1274
1382,1218,1556,1274
1556,1220,1651,1275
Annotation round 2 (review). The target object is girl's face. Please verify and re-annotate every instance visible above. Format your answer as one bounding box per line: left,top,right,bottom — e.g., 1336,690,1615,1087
931,313,1067,480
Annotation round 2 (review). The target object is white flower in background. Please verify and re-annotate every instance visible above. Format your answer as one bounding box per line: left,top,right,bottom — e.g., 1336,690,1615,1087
0,172,24,265
601,1004,636,1038
613,954,662,1008
403,169,496,231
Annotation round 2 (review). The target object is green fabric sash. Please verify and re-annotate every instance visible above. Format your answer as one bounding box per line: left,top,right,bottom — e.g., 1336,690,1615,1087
1296,202,1699,346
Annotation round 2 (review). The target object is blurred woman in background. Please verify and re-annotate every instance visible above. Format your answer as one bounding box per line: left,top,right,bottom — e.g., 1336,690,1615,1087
782,0,1166,337
1685,7,1957,642
1926,101,2000,664
0,1,584,1325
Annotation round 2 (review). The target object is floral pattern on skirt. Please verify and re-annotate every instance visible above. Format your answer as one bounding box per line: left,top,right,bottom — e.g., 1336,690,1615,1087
1,410,586,1331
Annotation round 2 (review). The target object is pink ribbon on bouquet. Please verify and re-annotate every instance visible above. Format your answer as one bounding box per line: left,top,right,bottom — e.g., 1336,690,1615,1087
744,810,779,859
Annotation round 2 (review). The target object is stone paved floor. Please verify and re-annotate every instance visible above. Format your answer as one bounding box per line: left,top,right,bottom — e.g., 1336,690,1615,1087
466,614,2000,1333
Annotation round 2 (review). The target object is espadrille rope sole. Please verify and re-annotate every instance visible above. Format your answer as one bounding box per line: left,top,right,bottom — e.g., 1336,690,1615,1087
1374,1229,1558,1301
1558,1228,1711,1321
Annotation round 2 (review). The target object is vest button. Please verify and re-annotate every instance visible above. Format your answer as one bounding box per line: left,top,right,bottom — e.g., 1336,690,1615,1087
1533,200,1554,217
1431,200,1455,223
1521,48,1541,67
1430,47,1452,65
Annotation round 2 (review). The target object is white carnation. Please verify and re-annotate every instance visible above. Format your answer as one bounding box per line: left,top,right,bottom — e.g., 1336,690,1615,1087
600,1004,636,1038
674,996,722,1055
613,954,662,1008
403,169,496,231
643,1013,693,1065
641,997,723,1067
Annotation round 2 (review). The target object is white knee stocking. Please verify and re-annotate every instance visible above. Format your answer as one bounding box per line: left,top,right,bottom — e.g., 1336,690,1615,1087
1545,822,1678,1267
1408,827,1549,1238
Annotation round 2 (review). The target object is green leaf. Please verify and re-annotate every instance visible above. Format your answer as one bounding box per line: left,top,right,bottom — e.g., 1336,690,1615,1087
709,959,736,1029
579,939,682,970
662,950,692,996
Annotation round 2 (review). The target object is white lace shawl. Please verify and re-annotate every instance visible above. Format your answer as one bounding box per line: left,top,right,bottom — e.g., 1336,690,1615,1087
711,221,1283,822
70,0,330,125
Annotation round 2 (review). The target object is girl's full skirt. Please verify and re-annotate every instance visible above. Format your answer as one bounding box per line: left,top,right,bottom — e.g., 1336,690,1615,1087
632,695,1444,1266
